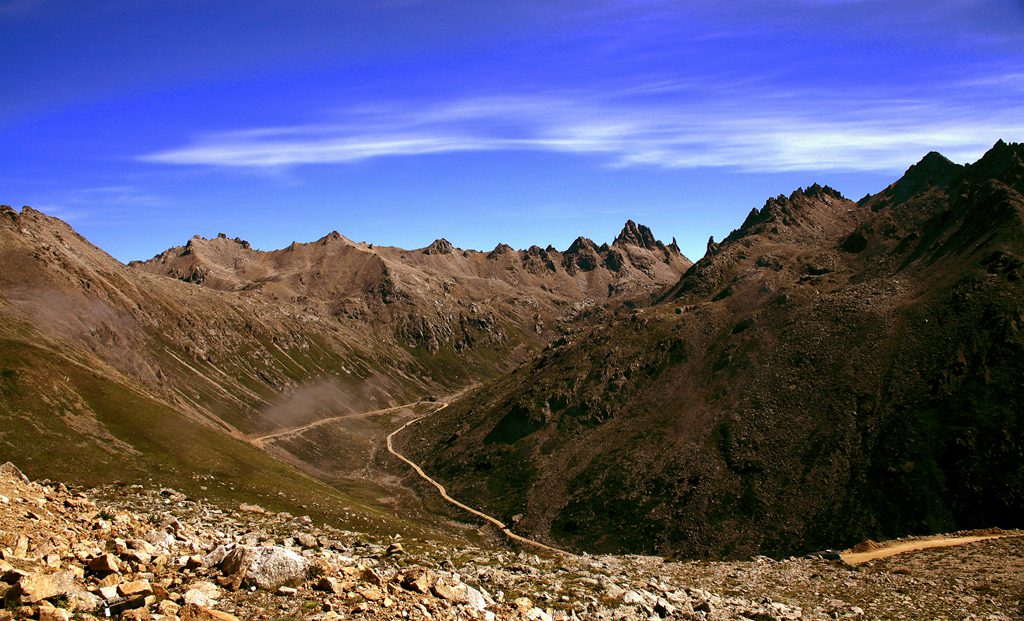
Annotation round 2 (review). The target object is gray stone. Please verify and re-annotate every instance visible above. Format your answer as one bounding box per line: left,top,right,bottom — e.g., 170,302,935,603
221,546,306,591
203,545,230,568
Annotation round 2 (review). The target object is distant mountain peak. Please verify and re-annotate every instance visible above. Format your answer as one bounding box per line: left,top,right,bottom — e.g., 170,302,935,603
311,230,361,247
967,139,1024,192
917,150,955,168
723,184,849,244
613,220,659,250
487,243,514,260
886,151,964,204
868,144,1022,211
801,183,845,200
565,236,597,254
423,238,454,255
181,232,252,255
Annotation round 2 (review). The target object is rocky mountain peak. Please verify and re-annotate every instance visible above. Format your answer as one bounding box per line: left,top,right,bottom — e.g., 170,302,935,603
914,151,959,174
613,220,660,250
181,233,253,256
0,204,19,229
966,140,1024,192
723,200,783,243
562,236,601,273
317,230,350,246
876,150,965,207
723,184,849,243
487,243,514,259
565,236,597,254
802,183,845,200
422,238,454,255
1,205,64,229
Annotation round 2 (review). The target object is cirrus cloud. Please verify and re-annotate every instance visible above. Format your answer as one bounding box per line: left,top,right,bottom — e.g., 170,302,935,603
140,81,1024,174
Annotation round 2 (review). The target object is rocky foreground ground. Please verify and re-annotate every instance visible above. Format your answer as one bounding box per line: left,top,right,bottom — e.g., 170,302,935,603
0,462,1020,621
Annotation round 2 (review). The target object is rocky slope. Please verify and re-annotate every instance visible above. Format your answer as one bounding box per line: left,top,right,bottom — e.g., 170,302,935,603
403,141,1024,559
132,221,689,356
3,463,1021,621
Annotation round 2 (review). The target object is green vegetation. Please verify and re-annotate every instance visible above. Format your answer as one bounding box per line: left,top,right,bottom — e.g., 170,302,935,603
0,336,442,542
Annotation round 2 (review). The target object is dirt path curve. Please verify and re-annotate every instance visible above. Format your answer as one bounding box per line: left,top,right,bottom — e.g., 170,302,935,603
386,404,570,556
841,533,1015,565
252,401,421,447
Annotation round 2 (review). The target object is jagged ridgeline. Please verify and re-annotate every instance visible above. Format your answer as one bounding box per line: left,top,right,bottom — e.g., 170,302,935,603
402,141,1024,558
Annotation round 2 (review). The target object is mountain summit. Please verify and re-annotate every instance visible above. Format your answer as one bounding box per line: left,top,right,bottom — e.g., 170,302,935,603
614,220,660,250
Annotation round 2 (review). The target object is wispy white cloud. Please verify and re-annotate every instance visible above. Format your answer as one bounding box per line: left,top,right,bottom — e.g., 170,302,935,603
955,70,1024,91
140,83,1024,174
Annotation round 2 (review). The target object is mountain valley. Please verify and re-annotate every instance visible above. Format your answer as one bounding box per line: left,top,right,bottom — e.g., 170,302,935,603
1,141,1023,619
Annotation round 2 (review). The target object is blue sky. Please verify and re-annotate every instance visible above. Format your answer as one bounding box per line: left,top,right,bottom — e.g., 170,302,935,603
2,0,1022,262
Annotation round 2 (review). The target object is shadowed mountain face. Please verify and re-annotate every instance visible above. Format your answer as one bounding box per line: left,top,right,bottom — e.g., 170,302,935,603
403,141,1024,559
0,209,686,502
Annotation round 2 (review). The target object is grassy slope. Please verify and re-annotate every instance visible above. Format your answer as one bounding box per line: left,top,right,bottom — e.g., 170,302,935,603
0,333,448,542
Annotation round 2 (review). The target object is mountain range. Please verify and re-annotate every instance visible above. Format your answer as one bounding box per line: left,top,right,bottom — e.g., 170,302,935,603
1,140,1021,559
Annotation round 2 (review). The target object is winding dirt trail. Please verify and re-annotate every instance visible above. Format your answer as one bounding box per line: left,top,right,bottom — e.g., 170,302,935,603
248,388,568,555
841,533,1015,565
386,404,570,556
252,401,421,447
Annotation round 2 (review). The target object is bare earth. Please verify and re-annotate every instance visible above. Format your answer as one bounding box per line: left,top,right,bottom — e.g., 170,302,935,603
842,533,1016,565
251,401,423,448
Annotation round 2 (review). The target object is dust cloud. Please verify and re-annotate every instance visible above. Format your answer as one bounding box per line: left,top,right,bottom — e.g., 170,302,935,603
260,373,394,430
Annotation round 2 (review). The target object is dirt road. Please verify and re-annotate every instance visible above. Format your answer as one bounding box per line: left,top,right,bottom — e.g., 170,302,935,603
841,533,1014,565
386,404,569,556
251,401,421,447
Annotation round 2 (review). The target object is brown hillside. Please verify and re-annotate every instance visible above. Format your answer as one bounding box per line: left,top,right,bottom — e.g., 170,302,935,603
402,141,1024,559
0,206,686,533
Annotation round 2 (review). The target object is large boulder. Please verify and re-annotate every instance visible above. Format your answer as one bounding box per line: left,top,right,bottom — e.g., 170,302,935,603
220,546,306,591
87,553,120,574
4,571,76,604
431,576,488,611
399,567,435,594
